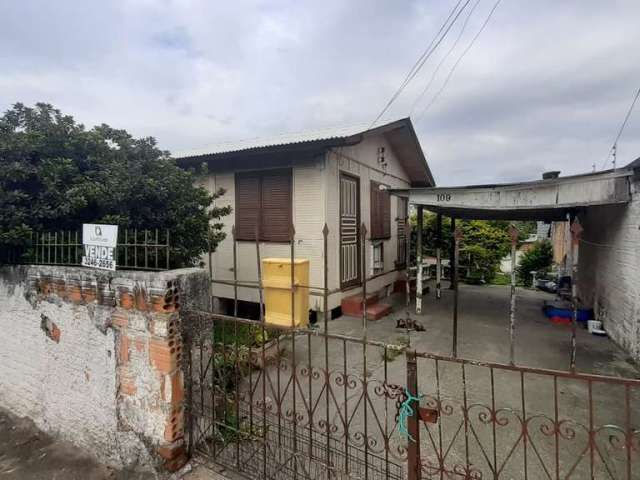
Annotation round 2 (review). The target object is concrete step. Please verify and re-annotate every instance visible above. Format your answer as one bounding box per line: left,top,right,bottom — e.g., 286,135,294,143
365,303,392,321
340,292,379,317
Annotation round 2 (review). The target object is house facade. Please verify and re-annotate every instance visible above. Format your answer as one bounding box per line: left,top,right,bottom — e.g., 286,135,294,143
176,118,434,315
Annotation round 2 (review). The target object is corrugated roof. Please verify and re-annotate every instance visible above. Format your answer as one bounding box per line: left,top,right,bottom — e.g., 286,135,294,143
174,122,372,159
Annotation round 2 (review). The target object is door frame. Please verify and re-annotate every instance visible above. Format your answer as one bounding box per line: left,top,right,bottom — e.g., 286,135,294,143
339,172,361,290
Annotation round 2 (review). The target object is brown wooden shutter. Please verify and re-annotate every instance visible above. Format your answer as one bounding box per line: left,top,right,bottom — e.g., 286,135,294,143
370,181,380,239
381,188,391,238
260,169,292,242
370,181,390,240
235,173,261,240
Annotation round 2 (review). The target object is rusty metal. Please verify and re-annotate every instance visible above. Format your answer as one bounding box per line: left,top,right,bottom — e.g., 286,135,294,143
406,350,421,480
2,228,171,270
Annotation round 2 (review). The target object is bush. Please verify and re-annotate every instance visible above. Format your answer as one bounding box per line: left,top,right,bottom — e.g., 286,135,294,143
517,240,553,286
0,103,231,267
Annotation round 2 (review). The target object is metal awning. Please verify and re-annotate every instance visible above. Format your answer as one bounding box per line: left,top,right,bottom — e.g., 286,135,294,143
392,169,632,220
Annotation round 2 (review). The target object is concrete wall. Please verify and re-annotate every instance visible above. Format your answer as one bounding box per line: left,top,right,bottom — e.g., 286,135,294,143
0,265,208,473
579,175,640,362
199,133,413,312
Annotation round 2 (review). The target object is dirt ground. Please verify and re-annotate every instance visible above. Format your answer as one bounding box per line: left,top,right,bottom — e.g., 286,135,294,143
0,407,231,480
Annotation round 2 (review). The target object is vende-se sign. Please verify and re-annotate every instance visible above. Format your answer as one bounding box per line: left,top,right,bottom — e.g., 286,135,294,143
82,224,118,271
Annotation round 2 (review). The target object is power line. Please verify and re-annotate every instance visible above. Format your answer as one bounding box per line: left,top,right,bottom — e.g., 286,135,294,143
410,0,483,116
415,0,503,121
600,86,640,170
369,0,473,128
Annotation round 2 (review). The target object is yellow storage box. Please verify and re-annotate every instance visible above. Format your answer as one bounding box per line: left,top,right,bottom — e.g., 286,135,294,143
262,258,309,328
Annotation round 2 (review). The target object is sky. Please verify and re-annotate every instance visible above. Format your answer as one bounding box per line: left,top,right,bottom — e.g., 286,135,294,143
1,0,639,186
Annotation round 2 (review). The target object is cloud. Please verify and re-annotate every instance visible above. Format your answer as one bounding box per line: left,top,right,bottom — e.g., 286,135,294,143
1,0,639,185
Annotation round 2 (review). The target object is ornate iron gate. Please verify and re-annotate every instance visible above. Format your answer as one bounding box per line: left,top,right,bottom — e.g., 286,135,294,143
405,351,640,480
182,310,408,480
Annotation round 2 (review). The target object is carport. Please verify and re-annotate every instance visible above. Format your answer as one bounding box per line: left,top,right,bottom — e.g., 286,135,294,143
393,167,633,369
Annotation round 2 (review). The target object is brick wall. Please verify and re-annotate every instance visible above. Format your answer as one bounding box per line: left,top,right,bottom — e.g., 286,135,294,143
0,265,208,473
579,175,640,362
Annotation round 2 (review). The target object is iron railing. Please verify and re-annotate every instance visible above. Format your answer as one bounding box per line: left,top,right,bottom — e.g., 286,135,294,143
0,228,171,271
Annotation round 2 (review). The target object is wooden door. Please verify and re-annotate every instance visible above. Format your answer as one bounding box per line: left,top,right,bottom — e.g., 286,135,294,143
340,173,360,289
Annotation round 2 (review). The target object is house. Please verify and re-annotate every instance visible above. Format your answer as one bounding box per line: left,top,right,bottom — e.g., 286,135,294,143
175,118,434,318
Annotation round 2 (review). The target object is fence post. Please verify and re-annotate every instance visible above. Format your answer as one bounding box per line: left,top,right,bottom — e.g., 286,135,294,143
406,349,421,480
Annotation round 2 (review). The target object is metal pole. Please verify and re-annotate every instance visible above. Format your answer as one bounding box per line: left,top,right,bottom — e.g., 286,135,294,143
508,224,519,365
453,226,462,358
406,349,421,480
449,218,456,289
569,215,582,371
405,219,411,309
322,224,331,476
436,213,442,300
416,205,424,315
290,223,298,480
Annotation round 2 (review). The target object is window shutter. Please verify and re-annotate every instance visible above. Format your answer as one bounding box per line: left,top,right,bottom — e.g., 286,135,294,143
235,173,261,240
382,188,391,238
370,181,390,240
261,169,292,242
370,182,380,239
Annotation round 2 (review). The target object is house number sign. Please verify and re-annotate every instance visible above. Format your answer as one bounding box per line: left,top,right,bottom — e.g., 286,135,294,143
81,224,118,271
436,193,452,202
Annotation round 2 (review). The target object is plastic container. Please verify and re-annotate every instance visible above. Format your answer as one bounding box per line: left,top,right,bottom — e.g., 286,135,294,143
262,258,309,328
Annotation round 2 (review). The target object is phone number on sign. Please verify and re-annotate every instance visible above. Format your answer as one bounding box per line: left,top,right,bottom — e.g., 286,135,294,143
82,256,116,271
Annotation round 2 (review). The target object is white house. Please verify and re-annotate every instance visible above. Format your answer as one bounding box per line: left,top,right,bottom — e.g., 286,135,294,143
176,118,434,318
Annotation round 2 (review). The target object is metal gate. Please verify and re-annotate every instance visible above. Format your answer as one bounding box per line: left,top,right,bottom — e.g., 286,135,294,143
182,310,408,480
405,351,640,480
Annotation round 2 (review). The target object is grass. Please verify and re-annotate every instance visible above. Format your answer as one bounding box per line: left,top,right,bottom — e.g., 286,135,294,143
490,273,512,285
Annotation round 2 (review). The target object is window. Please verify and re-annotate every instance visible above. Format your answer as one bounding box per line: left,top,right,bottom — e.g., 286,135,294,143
370,181,390,240
235,169,292,242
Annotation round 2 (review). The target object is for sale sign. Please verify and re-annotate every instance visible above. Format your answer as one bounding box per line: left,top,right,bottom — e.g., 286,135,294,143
82,224,118,271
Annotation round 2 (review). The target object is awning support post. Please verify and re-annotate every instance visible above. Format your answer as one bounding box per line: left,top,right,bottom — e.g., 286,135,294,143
569,214,583,371
452,225,462,357
416,205,424,315
508,224,519,365
449,218,456,289
436,213,442,300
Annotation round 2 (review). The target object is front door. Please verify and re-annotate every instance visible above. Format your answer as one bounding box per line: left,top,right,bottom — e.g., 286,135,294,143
340,173,360,289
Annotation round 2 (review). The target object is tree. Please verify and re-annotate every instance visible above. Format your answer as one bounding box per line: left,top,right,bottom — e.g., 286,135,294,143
517,240,553,286
0,103,231,267
410,211,512,282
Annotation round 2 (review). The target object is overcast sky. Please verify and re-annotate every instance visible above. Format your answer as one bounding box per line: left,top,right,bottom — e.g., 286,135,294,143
2,1,639,186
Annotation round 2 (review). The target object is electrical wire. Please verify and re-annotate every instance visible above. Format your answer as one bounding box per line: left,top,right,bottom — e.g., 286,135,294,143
410,0,483,116
415,0,503,121
600,87,640,170
369,0,473,128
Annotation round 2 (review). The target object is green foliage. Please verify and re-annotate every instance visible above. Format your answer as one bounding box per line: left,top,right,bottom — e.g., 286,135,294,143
410,211,513,282
0,103,231,267
517,240,553,285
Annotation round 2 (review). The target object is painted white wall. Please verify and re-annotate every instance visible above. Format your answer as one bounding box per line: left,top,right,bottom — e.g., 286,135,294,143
578,178,640,362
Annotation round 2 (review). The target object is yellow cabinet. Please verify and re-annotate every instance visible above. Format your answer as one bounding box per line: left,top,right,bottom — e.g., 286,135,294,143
262,258,309,328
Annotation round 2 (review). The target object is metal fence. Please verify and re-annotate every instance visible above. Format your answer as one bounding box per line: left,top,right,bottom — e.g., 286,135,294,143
0,228,171,270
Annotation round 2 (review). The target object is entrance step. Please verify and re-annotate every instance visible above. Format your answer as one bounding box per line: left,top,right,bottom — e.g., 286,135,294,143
366,303,392,321
341,292,379,317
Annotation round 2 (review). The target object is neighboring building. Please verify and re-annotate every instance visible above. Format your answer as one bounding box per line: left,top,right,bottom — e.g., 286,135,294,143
579,158,640,361
176,118,434,315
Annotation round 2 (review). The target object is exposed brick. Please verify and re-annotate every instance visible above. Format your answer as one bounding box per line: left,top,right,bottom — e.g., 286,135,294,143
111,311,128,329
162,371,184,405
149,337,181,374
118,289,134,310
164,408,184,442
119,335,130,364
67,285,83,304
133,286,148,311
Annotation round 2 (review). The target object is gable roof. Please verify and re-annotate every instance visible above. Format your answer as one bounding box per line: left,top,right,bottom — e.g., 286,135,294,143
175,118,435,187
